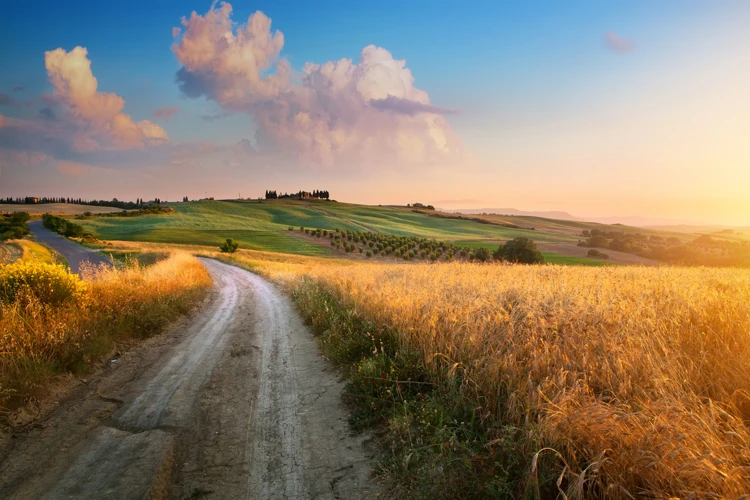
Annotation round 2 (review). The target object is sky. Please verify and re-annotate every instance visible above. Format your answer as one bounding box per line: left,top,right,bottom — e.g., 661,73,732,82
1,0,749,225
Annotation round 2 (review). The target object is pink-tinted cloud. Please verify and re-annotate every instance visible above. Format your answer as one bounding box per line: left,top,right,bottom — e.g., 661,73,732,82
56,160,88,176
0,114,5,128
173,2,461,167
172,26,181,37
0,149,50,168
604,31,635,53
369,95,457,116
154,105,179,121
45,46,169,150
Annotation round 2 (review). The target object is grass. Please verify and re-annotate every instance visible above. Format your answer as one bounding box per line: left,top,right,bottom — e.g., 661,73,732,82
0,203,122,215
217,251,750,499
1,238,66,267
78,200,591,257
0,253,211,407
15,239,60,265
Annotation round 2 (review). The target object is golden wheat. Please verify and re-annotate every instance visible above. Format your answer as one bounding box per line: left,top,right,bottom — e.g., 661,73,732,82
262,261,750,498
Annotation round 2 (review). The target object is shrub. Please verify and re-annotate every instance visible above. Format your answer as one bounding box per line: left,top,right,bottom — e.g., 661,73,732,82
495,237,544,264
0,261,88,306
220,238,239,253
0,212,30,241
366,250,372,257
587,249,610,259
474,247,491,262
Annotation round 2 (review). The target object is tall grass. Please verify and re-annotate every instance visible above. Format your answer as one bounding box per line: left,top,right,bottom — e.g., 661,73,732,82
251,259,750,498
0,253,211,405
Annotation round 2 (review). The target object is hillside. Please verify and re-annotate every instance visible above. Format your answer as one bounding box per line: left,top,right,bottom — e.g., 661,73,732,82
72,199,677,265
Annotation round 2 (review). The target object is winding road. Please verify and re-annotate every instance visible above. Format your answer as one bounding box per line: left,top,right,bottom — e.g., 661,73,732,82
0,258,376,499
27,220,112,273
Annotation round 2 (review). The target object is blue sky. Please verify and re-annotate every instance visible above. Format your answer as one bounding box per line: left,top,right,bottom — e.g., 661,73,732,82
1,1,749,224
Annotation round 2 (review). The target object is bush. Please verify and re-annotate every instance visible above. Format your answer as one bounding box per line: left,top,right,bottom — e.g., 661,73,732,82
0,261,88,306
495,238,545,264
588,249,610,259
474,247,491,262
220,238,239,253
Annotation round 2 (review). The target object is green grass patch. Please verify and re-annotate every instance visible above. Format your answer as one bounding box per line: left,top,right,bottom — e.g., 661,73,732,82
541,252,610,266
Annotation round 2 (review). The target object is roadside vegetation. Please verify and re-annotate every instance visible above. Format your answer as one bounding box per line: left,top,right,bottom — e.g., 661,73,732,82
0,212,30,241
215,248,750,499
0,253,211,407
42,213,87,238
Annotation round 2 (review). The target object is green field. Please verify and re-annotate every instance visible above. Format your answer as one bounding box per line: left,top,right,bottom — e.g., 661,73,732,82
76,199,665,263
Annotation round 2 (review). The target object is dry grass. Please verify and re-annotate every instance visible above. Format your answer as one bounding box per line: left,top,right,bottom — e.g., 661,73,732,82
257,261,750,498
53,241,750,496
0,252,211,405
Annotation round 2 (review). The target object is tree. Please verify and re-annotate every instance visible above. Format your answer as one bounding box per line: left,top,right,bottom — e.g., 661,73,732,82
473,247,491,262
220,238,239,253
495,237,544,264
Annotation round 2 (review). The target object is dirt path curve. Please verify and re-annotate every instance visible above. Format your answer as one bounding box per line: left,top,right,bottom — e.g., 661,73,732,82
27,220,112,273
0,258,375,499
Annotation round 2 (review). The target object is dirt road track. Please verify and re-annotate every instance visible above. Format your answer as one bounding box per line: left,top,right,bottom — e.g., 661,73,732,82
27,220,112,273
0,258,376,499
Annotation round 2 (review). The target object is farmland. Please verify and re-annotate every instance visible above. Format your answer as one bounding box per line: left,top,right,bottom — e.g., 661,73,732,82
75,200,675,265
220,251,750,498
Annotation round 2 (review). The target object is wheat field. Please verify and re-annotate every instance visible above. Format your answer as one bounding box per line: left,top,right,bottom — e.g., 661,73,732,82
269,261,750,498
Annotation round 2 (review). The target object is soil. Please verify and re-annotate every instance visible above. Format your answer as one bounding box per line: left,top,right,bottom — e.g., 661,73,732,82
0,259,377,499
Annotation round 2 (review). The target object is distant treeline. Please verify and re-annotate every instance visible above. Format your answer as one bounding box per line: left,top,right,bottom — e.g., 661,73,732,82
2,197,176,209
264,190,330,200
579,229,750,267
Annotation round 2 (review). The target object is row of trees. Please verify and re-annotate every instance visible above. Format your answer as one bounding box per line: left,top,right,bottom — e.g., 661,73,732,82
3,197,167,210
264,190,330,200
298,227,545,264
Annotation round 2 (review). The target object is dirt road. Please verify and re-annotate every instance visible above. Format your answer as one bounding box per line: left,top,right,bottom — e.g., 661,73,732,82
0,259,375,499
28,220,112,273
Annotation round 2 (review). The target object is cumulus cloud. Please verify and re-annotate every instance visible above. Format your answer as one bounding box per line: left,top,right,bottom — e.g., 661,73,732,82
369,95,457,116
44,46,169,150
604,31,635,53
172,2,461,167
154,105,179,121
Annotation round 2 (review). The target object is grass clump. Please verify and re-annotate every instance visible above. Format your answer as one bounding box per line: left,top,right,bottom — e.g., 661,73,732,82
0,253,211,406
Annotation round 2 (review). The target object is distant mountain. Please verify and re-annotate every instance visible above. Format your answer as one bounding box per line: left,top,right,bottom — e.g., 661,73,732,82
439,208,578,220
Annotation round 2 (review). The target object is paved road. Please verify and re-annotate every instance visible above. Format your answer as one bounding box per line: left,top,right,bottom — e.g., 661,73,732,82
28,220,112,273
0,258,376,499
